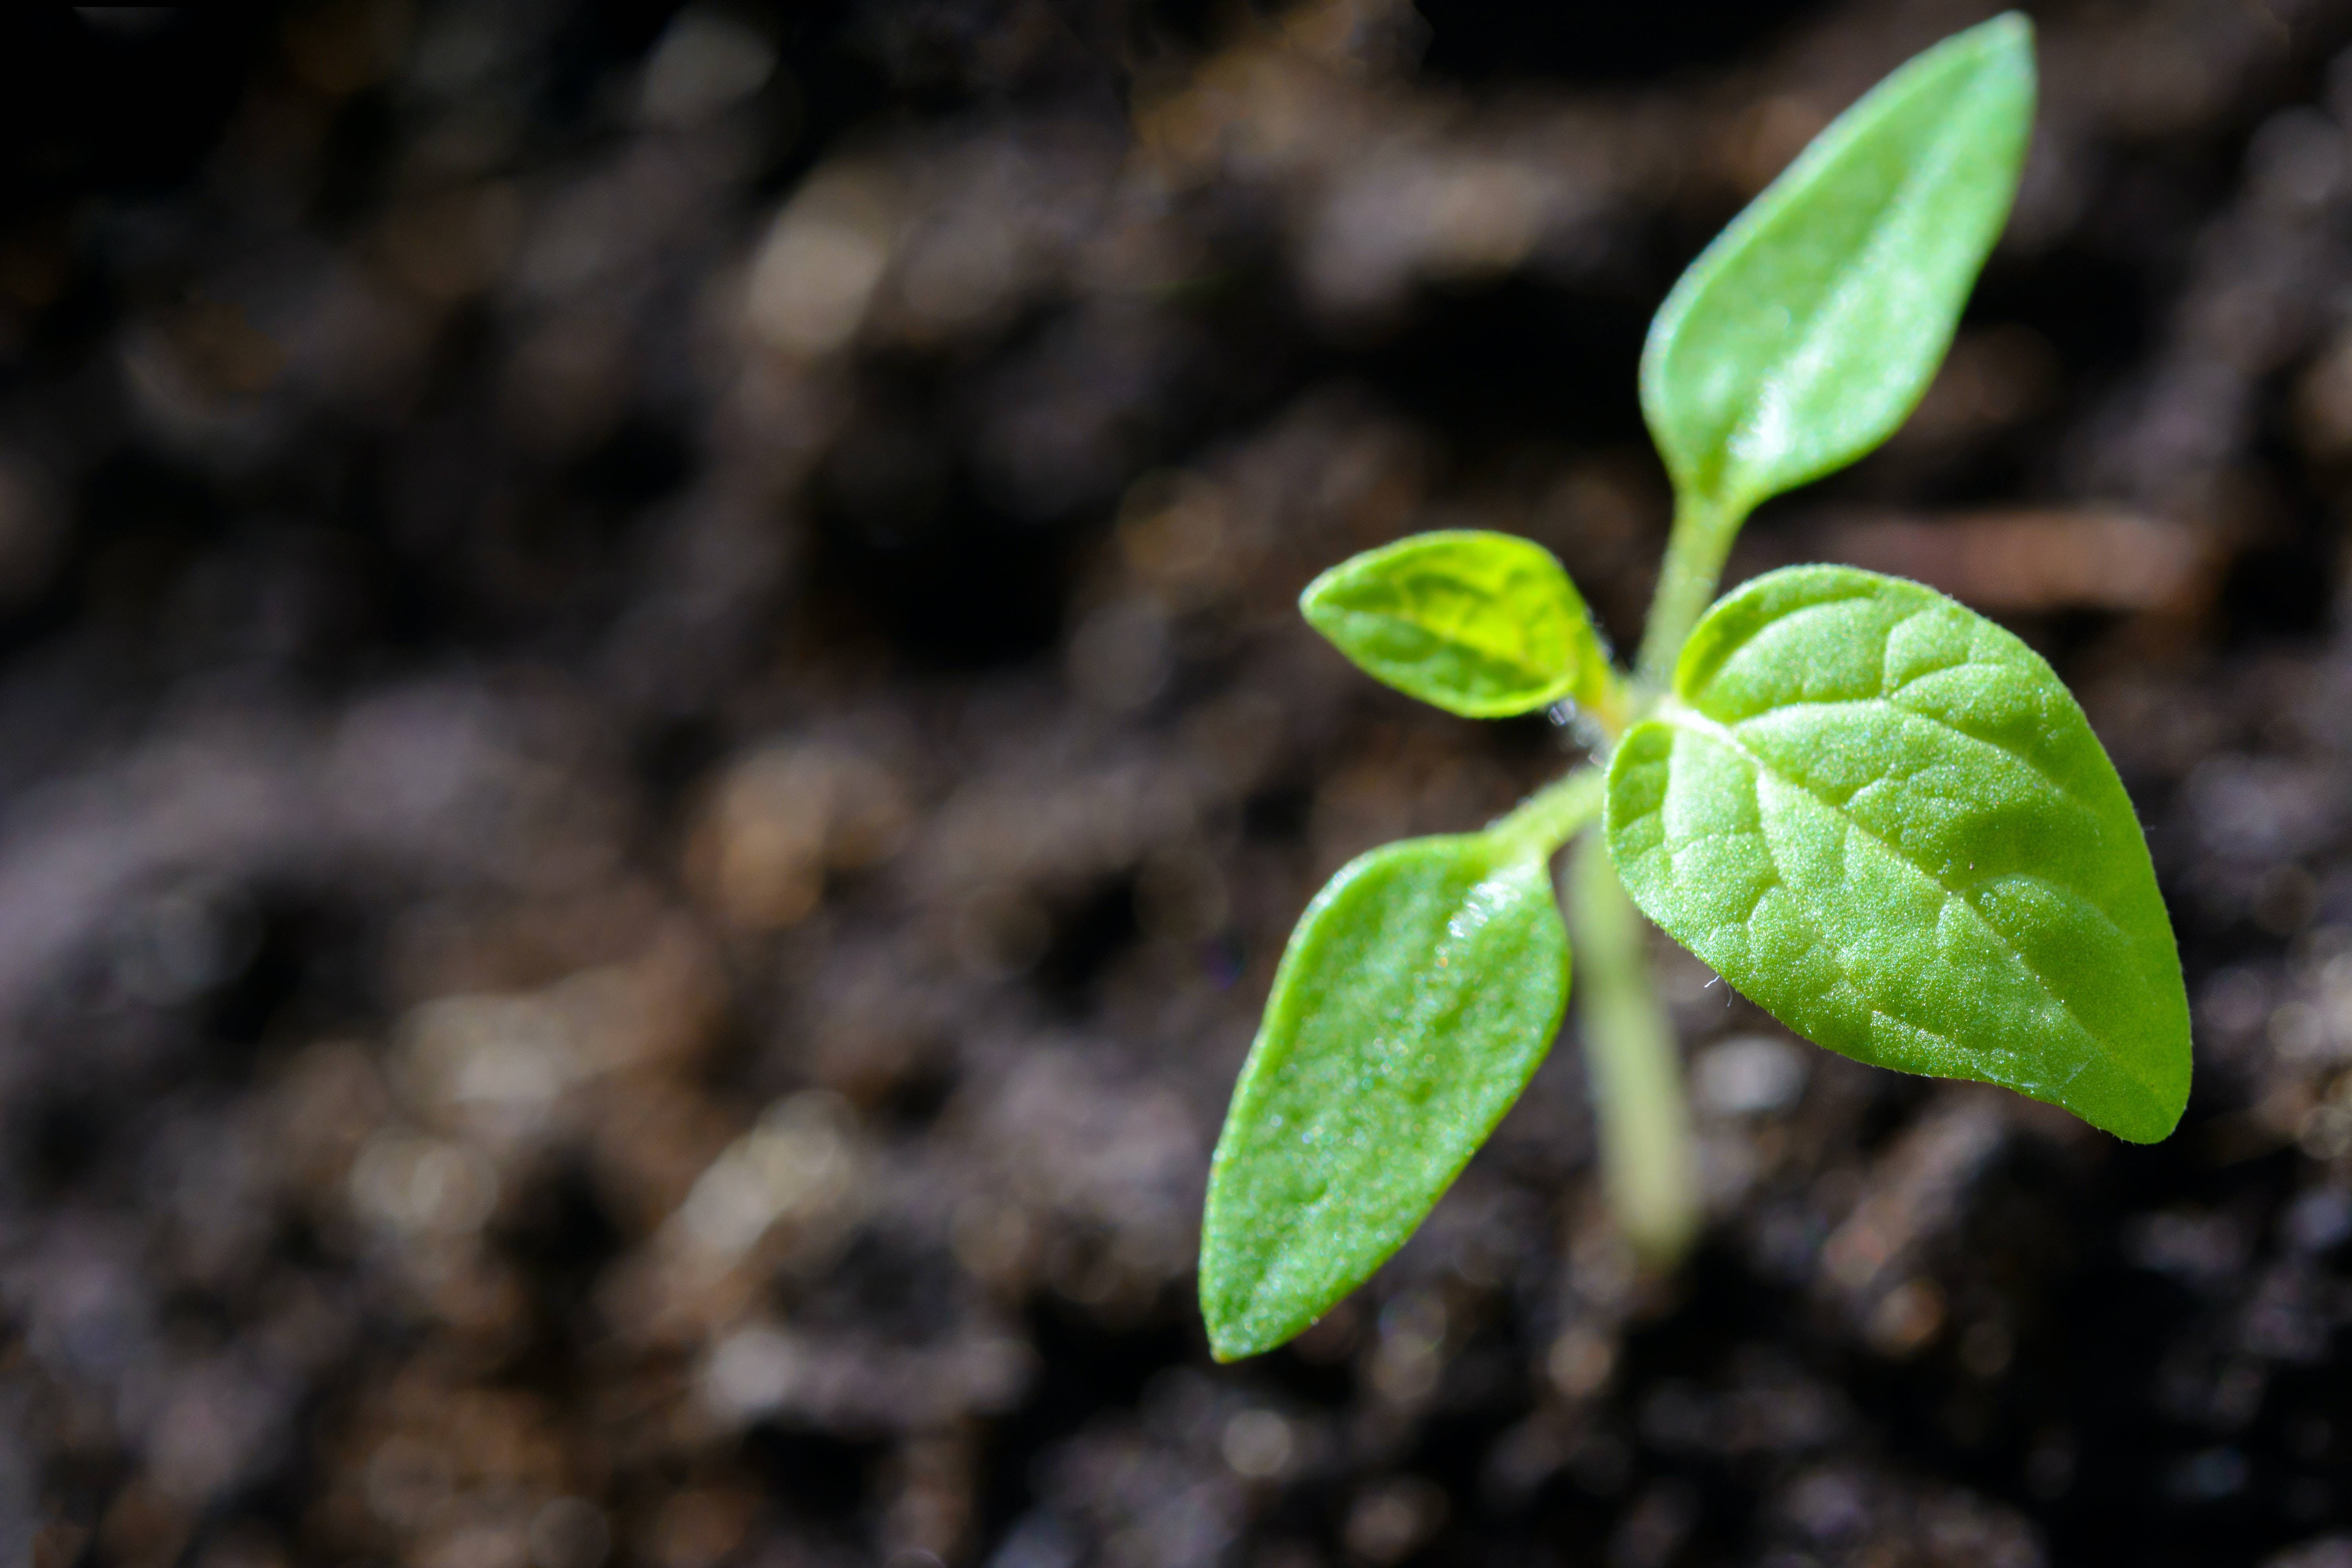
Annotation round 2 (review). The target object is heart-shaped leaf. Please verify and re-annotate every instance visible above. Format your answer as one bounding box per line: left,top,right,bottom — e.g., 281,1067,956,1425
1604,564,2189,1142
1301,530,1610,719
1201,833,1569,1359
1642,14,2034,521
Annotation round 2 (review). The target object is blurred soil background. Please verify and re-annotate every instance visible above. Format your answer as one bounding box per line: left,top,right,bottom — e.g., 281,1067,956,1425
5,1,2352,1565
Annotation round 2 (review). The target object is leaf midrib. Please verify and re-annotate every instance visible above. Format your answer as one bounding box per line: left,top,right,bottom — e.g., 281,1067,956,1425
1335,604,1556,685
1652,701,2154,1095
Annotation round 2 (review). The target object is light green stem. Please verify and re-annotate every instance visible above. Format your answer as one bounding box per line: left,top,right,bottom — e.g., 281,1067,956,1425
1491,494,1728,1266
1487,767,1604,861
1567,831,1700,1266
1635,493,1749,685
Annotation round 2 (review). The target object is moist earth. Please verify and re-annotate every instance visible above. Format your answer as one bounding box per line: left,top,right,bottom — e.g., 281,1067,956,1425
2,3,2352,1566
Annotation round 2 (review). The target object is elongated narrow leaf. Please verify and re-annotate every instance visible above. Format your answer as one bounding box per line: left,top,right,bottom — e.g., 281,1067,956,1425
1202,834,1568,1359
1604,565,2189,1142
1642,14,2034,519
1300,530,1609,718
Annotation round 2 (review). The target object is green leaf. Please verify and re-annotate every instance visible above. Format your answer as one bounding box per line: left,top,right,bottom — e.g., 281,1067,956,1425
1641,13,2034,521
1300,530,1610,719
1201,833,1569,1359
1604,565,2190,1143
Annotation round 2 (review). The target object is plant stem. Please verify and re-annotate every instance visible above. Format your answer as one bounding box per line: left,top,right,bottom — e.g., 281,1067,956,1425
1501,506,1720,1265
1487,767,1604,862
1566,831,1700,1266
1635,493,1748,685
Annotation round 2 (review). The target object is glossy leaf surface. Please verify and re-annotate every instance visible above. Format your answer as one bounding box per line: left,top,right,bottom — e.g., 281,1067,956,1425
1301,530,1609,718
1641,14,2034,520
1201,834,1568,1359
1604,565,2189,1142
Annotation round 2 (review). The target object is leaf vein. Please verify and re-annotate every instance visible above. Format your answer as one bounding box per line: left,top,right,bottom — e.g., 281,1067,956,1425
1731,693,2100,821
1665,711,2141,1083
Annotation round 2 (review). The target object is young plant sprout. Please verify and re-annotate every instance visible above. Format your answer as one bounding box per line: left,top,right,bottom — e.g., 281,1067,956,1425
1200,14,2193,1362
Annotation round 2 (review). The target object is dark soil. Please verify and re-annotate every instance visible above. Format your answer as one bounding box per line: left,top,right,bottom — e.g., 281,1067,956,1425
2,3,2351,1566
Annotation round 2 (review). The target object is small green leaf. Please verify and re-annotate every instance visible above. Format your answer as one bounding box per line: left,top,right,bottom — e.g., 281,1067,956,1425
1642,14,2034,520
1604,564,2189,1142
1300,530,1610,719
1201,833,1568,1359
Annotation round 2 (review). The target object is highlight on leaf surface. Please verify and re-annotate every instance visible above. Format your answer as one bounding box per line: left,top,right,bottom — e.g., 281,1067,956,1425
1200,832,1570,1360
1602,564,2190,1143
1299,530,1610,719
1641,13,2034,521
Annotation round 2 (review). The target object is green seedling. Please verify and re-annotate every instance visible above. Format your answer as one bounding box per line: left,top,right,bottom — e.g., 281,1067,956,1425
1200,14,2192,1362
